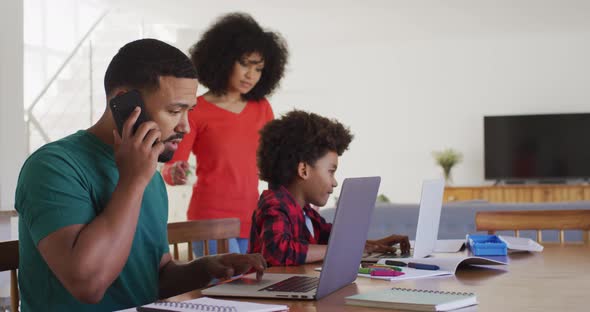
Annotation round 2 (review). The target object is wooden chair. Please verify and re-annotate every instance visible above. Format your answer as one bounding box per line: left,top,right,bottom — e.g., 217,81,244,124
475,210,590,244
167,218,240,261
0,240,19,312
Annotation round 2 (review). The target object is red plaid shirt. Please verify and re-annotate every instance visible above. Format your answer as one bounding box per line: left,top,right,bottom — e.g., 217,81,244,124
248,186,332,266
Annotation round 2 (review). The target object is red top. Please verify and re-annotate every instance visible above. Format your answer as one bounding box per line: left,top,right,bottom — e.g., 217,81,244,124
248,186,333,266
163,96,274,237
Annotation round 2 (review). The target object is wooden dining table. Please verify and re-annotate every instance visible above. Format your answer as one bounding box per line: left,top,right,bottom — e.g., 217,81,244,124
169,244,590,311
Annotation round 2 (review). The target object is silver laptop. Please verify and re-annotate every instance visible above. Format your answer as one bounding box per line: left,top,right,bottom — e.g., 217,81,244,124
361,179,452,262
201,176,381,300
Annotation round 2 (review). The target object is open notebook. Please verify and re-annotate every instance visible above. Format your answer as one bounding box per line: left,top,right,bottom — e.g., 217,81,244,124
345,287,477,311
368,254,508,281
118,297,288,312
499,235,544,252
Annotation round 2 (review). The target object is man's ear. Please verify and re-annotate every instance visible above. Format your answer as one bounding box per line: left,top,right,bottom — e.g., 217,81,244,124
297,162,309,180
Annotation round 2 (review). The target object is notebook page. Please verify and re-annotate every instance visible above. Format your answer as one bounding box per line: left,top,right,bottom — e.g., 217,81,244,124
131,297,288,312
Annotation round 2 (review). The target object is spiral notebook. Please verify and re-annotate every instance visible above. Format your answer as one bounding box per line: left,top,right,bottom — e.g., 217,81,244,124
133,297,288,312
345,287,477,311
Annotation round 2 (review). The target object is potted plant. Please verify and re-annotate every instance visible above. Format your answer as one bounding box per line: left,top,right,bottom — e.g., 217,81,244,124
432,148,463,184
377,194,391,203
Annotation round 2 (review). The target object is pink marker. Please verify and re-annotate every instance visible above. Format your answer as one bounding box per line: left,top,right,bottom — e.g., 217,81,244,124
371,270,405,277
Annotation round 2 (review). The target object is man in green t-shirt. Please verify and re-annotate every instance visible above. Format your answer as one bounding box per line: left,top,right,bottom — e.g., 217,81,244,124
15,38,266,311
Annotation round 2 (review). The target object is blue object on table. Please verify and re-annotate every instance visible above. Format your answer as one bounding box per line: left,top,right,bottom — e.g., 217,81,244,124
467,234,507,256
407,262,440,270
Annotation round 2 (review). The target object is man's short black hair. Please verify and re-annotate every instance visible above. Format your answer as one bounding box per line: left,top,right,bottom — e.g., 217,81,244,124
189,12,289,101
104,38,197,96
258,110,353,187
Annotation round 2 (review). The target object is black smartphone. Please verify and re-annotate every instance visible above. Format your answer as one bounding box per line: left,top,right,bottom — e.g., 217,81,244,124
109,90,150,136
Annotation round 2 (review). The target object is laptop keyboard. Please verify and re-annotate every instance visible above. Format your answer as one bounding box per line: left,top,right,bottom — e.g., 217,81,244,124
259,276,319,293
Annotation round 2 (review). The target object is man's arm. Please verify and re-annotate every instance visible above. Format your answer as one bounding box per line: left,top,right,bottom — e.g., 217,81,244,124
36,110,164,304
157,253,212,299
37,182,145,303
158,253,267,299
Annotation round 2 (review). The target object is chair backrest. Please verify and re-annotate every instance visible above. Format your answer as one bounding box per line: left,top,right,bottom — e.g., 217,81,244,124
0,240,19,312
167,218,240,260
475,210,590,244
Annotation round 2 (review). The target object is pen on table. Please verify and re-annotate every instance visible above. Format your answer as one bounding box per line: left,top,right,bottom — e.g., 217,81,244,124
384,260,408,267
208,274,244,286
358,267,399,274
369,267,396,272
361,262,380,268
407,262,440,270
358,267,372,274
358,265,404,274
371,270,405,277
369,264,402,271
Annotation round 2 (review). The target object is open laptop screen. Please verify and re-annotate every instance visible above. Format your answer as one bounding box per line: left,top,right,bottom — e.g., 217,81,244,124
316,176,381,299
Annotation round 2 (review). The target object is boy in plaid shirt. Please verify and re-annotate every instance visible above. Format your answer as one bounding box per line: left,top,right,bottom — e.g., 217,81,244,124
249,110,409,266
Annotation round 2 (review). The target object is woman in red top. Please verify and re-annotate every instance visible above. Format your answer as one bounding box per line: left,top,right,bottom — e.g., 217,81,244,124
162,13,288,256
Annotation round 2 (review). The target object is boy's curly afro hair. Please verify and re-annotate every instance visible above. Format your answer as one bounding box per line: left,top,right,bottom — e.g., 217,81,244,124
189,12,289,101
258,110,354,187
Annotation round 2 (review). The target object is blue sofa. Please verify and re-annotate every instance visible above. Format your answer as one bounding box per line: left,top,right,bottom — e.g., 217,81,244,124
318,201,590,242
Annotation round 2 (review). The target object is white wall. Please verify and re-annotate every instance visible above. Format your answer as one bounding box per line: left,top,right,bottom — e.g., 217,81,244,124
20,0,590,207
130,0,590,204
0,1,25,219
0,0,25,298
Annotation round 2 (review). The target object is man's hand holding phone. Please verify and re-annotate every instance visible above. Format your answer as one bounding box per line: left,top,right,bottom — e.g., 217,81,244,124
113,107,164,188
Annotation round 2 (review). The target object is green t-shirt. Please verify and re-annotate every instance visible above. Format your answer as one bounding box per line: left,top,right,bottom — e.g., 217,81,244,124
15,130,170,311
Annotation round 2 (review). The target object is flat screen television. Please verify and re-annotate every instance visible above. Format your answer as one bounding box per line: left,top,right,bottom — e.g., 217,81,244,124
484,113,590,181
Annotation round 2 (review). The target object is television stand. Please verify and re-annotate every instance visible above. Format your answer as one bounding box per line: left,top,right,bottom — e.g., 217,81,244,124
494,179,577,186
538,179,568,184
493,179,527,186
503,180,527,185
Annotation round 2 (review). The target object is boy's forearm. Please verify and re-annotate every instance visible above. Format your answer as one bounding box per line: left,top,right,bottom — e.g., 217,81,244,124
305,244,327,263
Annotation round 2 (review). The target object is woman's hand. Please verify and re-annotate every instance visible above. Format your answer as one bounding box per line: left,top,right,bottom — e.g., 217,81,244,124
168,160,191,185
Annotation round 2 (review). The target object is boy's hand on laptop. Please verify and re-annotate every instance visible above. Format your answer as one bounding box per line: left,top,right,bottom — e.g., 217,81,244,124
365,235,411,255
205,253,267,282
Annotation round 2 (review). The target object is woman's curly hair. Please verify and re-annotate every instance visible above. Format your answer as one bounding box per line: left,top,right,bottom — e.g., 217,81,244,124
258,110,354,187
189,12,289,101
